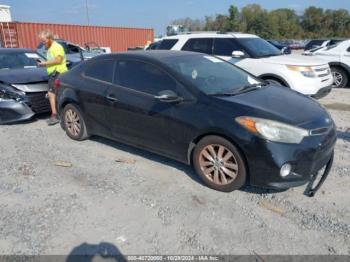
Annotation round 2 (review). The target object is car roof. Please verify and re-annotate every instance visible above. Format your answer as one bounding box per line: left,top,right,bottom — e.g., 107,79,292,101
94,50,205,62
0,48,35,53
162,32,259,40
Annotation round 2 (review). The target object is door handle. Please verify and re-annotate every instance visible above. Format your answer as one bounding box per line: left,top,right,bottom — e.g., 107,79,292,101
106,94,119,103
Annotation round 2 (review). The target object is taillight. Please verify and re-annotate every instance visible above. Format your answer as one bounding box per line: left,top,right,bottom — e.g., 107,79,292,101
54,79,60,90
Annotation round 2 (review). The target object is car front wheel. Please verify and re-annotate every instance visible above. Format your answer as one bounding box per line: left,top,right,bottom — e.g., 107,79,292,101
62,104,89,141
331,67,348,88
193,136,247,192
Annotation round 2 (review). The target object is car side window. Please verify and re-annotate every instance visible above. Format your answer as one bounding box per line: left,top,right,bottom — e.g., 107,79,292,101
157,39,179,50
84,59,115,83
347,46,350,52
67,44,80,54
181,38,213,54
115,60,177,95
213,38,245,56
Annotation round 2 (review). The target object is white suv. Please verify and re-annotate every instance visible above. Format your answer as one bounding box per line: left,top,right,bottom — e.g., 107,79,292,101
153,33,333,99
306,39,350,88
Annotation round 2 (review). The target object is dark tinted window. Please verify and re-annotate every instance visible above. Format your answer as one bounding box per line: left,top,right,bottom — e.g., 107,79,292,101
236,38,281,58
182,38,213,54
116,60,177,95
329,40,343,46
146,41,161,50
67,43,80,54
84,59,114,83
157,39,178,50
305,40,326,50
213,38,245,56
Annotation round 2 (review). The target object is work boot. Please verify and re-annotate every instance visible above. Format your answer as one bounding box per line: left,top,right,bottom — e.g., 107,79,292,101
47,115,60,126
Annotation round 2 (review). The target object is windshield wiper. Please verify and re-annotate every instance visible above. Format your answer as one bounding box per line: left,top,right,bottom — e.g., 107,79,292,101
209,83,266,96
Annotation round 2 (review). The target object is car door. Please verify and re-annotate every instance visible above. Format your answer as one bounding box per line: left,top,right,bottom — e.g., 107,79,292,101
340,44,350,67
181,38,214,55
213,38,248,64
105,59,190,155
79,59,116,135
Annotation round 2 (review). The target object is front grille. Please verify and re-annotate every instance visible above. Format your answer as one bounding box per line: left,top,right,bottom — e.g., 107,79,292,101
24,92,51,114
310,127,331,136
312,65,331,78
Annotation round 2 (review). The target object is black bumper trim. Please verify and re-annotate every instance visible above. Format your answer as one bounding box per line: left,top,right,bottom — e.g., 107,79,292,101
304,151,334,197
311,85,332,99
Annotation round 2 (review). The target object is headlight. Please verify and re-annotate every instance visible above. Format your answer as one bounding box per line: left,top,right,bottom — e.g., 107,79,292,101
0,85,23,101
287,65,316,78
236,117,309,144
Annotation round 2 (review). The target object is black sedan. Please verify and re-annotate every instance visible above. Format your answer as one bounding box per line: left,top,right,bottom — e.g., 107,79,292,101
57,51,336,196
0,48,50,124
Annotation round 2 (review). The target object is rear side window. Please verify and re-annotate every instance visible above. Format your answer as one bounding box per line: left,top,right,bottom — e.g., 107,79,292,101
157,39,178,50
181,38,213,54
213,38,245,56
115,60,177,95
84,59,114,83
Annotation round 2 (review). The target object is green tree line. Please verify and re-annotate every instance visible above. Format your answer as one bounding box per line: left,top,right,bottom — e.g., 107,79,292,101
170,4,350,39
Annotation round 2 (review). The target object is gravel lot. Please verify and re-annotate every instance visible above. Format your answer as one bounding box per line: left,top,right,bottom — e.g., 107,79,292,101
0,88,349,256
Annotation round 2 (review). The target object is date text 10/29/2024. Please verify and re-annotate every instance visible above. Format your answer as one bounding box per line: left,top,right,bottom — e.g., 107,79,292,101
127,255,219,261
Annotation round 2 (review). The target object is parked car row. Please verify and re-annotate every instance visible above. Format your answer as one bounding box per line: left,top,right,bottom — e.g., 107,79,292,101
148,32,333,97
0,35,338,197
304,39,345,52
303,39,350,88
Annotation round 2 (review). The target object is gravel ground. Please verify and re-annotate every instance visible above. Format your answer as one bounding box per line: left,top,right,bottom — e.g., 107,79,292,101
0,89,349,256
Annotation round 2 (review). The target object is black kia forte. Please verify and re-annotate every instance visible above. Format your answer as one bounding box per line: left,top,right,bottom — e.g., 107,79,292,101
56,51,336,196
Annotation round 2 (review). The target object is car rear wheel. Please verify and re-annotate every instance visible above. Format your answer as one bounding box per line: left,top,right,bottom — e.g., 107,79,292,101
331,67,348,88
62,104,89,141
193,136,246,192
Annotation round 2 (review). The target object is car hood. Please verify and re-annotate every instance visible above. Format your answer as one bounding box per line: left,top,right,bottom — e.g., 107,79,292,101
262,54,327,66
0,68,48,84
215,86,332,130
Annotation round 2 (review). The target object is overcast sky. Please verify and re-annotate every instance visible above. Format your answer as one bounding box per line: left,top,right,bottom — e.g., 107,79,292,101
2,0,350,35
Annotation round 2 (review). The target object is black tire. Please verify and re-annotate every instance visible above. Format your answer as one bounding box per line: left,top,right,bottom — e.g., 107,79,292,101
265,78,286,87
61,104,89,141
331,67,348,88
192,136,247,192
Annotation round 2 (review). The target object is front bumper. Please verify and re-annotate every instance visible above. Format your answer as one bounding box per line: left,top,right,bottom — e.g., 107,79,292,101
0,99,35,124
0,91,51,124
311,85,333,100
242,126,337,195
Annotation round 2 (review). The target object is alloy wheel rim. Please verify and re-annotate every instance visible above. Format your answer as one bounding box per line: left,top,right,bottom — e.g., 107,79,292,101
65,109,81,137
332,71,343,87
199,144,238,186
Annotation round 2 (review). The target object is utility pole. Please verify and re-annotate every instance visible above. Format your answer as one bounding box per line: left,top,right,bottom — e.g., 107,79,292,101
85,0,90,25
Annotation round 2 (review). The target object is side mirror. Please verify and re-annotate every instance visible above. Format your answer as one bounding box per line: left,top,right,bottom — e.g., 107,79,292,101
154,90,183,103
232,50,245,58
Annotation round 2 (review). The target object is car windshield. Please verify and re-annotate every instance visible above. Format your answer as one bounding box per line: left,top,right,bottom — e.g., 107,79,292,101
236,38,281,58
163,54,263,95
0,52,43,70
